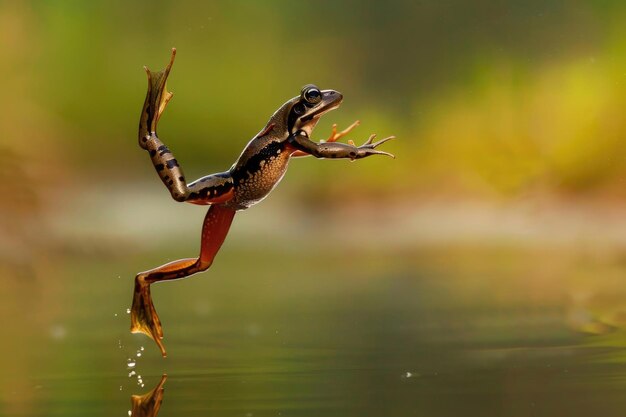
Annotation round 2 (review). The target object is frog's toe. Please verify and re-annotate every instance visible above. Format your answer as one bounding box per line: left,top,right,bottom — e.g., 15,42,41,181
131,275,167,357
326,120,360,143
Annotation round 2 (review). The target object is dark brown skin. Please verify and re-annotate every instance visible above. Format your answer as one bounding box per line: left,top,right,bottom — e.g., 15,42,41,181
131,49,395,356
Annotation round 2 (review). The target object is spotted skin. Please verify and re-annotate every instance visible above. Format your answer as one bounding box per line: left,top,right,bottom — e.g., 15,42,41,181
131,49,395,356
229,140,291,208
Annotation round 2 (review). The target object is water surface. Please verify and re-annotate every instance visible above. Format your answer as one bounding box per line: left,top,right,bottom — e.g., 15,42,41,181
3,245,626,416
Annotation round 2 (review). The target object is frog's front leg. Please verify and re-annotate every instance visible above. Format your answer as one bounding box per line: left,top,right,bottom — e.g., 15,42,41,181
290,129,395,160
291,120,361,158
131,204,236,357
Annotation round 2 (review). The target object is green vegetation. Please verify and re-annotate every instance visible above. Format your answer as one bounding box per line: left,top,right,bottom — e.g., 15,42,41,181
2,1,625,200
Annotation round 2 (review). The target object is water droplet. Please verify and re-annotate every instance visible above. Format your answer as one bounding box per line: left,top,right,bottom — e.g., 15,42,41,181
126,308,131,314
140,346,144,351
119,386,123,391
128,411,132,416
114,313,118,317
127,360,136,368
128,371,136,377
405,372,412,378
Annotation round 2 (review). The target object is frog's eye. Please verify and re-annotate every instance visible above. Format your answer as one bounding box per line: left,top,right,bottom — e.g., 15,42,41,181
302,85,322,104
293,102,306,115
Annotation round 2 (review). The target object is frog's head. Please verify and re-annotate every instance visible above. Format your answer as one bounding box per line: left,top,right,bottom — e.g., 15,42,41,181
267,85,343,137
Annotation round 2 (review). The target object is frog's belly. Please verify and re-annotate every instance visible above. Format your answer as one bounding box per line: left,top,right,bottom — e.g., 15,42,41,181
231,154,290,209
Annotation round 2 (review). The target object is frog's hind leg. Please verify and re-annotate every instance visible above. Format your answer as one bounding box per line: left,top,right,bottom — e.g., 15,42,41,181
139,48,176,145
130,204,236,357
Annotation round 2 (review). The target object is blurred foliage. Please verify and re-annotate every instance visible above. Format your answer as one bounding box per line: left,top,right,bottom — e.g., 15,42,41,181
0,0,626,202
1,0,626,203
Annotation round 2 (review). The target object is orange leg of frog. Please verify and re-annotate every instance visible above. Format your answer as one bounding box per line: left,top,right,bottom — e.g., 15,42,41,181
131,203,236,357
133,48,238,356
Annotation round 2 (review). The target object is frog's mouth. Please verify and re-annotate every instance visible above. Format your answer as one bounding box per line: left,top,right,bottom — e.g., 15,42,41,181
301,90,343,122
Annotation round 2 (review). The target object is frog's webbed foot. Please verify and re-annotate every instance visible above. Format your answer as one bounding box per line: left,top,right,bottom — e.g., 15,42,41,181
129,206,236,357
325,120,361,143
139,48,177,149
131,275,167,357
353,134,396,159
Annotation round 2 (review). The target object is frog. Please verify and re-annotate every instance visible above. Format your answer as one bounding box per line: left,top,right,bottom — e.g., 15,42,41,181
131,49,394,356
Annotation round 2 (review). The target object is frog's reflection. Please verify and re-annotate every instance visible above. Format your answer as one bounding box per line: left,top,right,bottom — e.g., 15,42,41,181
131,374,167,417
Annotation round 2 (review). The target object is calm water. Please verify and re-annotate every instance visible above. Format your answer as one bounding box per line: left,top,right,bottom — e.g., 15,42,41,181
3,245,626,416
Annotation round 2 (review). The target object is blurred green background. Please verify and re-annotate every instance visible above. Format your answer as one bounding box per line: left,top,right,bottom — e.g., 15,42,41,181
2,1,626,416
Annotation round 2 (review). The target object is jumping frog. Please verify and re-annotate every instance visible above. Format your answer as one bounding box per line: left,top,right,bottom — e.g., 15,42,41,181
131,49,395,356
